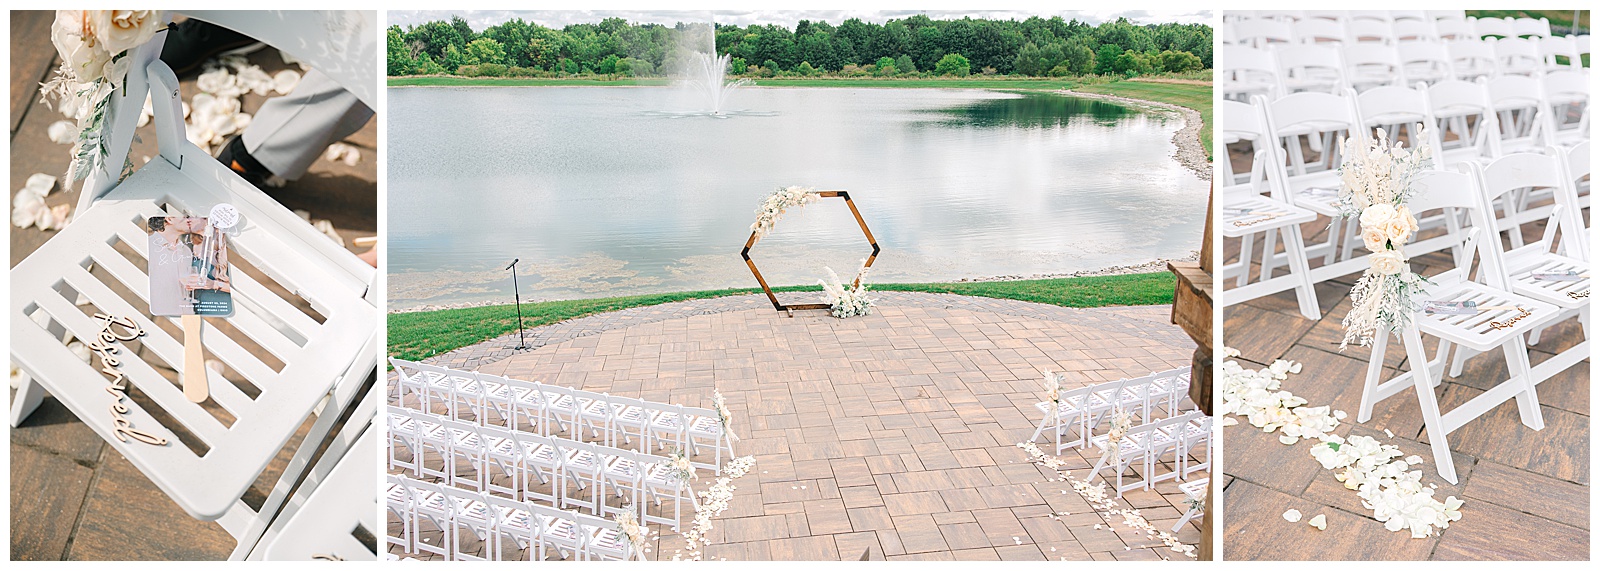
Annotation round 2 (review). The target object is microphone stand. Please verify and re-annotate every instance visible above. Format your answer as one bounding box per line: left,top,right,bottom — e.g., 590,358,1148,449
506,259,528,350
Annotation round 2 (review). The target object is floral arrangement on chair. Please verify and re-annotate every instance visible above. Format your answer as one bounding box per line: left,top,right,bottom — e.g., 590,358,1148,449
1042,371,1064,418
42,10,164,184
819,259,874,318
710,389,737,442
1335,125,1434,350
1101,407,1134,467
612,508,647,557
666,448,698,484
750,185,819,239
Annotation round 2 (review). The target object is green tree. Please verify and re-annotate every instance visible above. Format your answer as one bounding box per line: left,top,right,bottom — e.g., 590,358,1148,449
729,57,748,75
1094,44,1122,75
464,37,507,66
894,54,916,74
387,28,414,76
1014,42,1045,76
874,56,897,76
1062,40,1095,74
934,53,971,76
797,61,820,76
1156,50,1202,73
596,54,620,74
443,44,468,72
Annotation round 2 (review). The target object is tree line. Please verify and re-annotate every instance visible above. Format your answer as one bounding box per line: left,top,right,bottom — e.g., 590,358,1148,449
387,15,1212,79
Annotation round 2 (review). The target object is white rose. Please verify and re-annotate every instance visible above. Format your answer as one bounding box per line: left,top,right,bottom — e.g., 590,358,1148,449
1369,250,1406,275
1382,216,1411,244
88,10,161,55
1359,203,1399,233
1362,225,1389,252
1396,205,1420,234
52,10,112,79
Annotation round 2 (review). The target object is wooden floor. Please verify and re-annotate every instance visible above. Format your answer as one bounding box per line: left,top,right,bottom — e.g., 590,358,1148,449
9,11,378,561
1219,166,1590,560
387,294,1208,561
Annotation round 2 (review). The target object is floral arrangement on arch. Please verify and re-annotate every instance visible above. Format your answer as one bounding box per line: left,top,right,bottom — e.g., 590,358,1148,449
749,185,819,239
42,10,164,184
819,259,874,318
1335,125,1434,350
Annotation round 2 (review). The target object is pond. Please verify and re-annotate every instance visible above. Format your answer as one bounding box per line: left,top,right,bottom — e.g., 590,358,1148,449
387,86,1207,309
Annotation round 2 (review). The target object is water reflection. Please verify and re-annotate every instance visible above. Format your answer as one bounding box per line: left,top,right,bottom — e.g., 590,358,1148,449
387,86,1205,309
928,92,1137,129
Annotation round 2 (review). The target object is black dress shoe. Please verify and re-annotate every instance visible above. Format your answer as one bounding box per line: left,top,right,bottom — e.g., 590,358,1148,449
215,135,273,187
160,19,262,77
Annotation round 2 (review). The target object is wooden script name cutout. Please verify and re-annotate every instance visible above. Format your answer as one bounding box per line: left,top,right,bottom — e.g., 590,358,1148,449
1568,289,1589,300
87,313,169,446
1487,307,1533,331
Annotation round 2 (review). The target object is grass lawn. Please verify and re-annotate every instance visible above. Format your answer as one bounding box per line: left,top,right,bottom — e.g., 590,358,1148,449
1071,80,1213,161
388,271,1177,362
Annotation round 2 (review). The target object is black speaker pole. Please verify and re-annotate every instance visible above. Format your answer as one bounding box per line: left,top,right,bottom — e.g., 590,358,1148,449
506,259,528,350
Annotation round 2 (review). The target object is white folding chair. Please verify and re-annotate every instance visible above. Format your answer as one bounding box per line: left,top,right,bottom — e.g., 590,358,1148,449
1472,17,1515,39
1540,69,1590,148
9,12,378,559
1222,98,1321,321
512,430,565,506
1171,478,1210,533
1487,74,1549,158
1354,169,1559,484
1256,91,1368,276
1560,140,1591,214
1447,38,1500,80
405,479,455,560
438,486,495,561
1236,18,1295,48
1030,381,1100,453
685,405,735,472
438,416,486,494
1426,78,1505,167
1398,41,1455,85
1225,44,1281,102
1494,36,1544,76
1345,18,1396,45
388,406,422,476
1434,17,1473,41
1393,19,1439,43
384,475,414,555
476,423,528,501
1513,17,1552,39
1540,35,1582,71
641,455,699,532
1293,18,1346,45
526,502,587,560
554,439,604,514
1175,414,1213,479
1459,153,1589,374
1343,43,1403,92
1088,411,1202,497
1275,44,1347,95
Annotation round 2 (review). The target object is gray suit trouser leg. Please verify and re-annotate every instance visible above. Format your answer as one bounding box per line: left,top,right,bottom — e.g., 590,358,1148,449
241,68,373,179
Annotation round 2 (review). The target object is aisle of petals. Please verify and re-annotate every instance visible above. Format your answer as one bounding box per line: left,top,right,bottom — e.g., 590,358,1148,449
1220,347,1464,537
1017,441,1199,560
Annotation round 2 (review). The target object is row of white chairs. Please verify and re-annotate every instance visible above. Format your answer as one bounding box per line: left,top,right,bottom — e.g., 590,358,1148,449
1087,411,1213,497
387,474,643,562
1027,367,1191,455
390,358,735,472
1227,13,1581,47
1225,39,1588,103
1222,81,1588,319
388,405,698,531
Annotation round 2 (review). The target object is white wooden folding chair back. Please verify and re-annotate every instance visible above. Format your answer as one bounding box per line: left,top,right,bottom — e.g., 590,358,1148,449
1355,169,1560,484
1494,37,1543,76
1236,18,1295,48
437,485,495,561
1472,17,1514,40
1486,74,1548,157
1446,38,1499,80
1426,79,1504,166
1540,35,1582,71
1344,18,1395,45
1258,91,1369,274
1293,18,1346,45
1397,41,1454,85
1029,381,1099,453
404,478,454,559
1540,70,1590,148
9,16,377,558
261,428,378,561
1274,44,1347,95
1512,17,1552,39
1393,19,1439,43
1223,44,1279,102
1433,18,1472,42
1343,43,1403,92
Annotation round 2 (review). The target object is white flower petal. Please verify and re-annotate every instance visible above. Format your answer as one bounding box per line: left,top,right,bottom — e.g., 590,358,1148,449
1283,508,1302,523
1308,514,1327,530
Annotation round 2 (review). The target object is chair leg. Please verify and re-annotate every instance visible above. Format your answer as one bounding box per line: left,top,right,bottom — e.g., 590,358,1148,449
1284,225,1322,320
1503,337,1546,431
1237,232,1255,287
1356,331,1388,423
1259,228,1278,281
1401,327,1458,485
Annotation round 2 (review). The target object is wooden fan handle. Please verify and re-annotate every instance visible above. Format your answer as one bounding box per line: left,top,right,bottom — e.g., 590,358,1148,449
182,315,208,403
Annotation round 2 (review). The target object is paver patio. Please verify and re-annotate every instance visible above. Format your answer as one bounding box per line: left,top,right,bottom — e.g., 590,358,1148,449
386,292,1207,561
1220,160,1590,559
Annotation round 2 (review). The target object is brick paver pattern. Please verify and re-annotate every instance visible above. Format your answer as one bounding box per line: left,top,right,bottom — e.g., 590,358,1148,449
387,293,1205,561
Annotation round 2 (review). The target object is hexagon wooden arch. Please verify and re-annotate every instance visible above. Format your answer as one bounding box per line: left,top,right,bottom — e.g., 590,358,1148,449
741,190,880,312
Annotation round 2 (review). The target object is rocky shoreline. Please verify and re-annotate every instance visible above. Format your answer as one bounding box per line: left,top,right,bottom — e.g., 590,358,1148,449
389,252,1199,314
1058,88,1211,181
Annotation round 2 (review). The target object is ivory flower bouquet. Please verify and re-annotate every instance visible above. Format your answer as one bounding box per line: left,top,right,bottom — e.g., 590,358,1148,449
41,10,164,183
750,185,819,239
819,259,874,318
1335,126,1433,350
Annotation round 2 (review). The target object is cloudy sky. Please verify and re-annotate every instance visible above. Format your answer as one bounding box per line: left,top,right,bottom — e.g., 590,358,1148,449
387,10,1213,31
